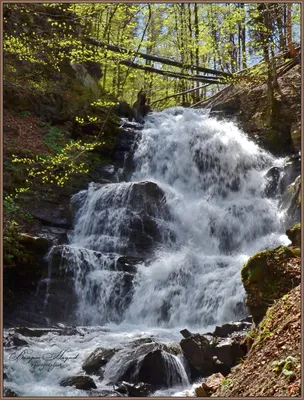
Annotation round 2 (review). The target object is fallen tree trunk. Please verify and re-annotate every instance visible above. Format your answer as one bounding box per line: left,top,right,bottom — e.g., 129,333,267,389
117,59,226,83
87,37,232,78
150,84,211,106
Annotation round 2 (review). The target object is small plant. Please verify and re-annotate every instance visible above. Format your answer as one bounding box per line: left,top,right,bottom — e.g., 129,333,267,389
221,378,234,390
272,356,298,378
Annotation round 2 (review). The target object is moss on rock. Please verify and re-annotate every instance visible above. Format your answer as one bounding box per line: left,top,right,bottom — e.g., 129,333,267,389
241,246,300,324
286,222,301,248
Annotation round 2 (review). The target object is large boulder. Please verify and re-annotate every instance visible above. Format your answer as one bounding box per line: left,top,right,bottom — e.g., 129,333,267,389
106,340,184,389
241,246,301,324
180,334,214,377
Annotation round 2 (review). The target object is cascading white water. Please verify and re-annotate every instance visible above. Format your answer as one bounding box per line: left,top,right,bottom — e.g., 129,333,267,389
61,107,288,330
4,107,291,397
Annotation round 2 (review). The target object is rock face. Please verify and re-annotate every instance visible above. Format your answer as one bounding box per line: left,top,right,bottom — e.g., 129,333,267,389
241,246,301,324
286,222,301,248
82,348,117,374
180,334,214,377
59,375,97,390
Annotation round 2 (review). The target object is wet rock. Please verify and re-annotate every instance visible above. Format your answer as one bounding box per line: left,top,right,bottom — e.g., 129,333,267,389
180,334,214,377
281,175,301,226
241,245,301,324
60,375,97,390
82,348,117,374
115,382,154,397
180,329,194,339
212,321,252,337
4,333,28,347
110,340,183,389
115,256,143,274
262,167,282,198
279,154,301,195
14,326,79,338
286,222,301,248
3,388,18,397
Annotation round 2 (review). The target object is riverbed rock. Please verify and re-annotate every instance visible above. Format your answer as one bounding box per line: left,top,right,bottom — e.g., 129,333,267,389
262,167,282,198
3,388,18,397
115,382,154,397
286,222,301,248
212,321,252,338
60,375,97,390
241,245,301,324
82,348,117,374
109,340,183,389
180,334,214,377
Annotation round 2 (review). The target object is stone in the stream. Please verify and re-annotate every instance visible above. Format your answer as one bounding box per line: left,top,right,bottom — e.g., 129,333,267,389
110,340,183,389
262,167,282,198
3,333,28,347
3,388,18,397
180,334,214,377
60,375,97,390
212,321,252,337
82,348,117,374
180,329,193,339
115,381,154,397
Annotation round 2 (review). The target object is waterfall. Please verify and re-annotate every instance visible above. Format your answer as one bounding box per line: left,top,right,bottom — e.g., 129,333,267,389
4,107,290,397
49,107,287,329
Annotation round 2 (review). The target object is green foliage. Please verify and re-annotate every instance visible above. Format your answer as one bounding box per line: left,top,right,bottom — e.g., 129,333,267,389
44,126,66,154
11,139,103,188
3,221,30,267
3,196,21,216
272,356,298,378
221,378,234,390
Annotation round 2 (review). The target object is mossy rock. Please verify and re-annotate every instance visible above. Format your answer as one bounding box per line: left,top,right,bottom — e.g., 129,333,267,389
286,223,301,248
241,246,300,325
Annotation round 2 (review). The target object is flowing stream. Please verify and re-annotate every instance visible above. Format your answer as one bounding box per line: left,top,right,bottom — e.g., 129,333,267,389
4,107,290,396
